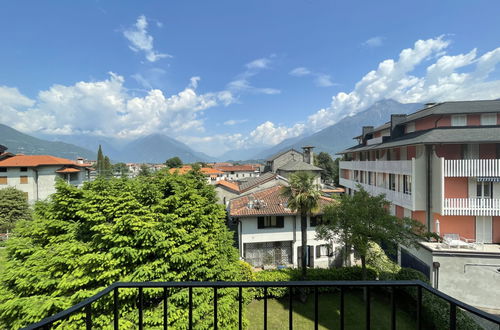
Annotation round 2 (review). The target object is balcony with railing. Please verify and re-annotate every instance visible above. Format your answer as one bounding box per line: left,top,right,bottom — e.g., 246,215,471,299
24,281,500,330
444,159,500,177
340,178,413,209
339,160,412,175
443,198,500,216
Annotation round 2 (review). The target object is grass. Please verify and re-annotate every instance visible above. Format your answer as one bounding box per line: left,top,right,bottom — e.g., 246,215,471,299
247,289,420,330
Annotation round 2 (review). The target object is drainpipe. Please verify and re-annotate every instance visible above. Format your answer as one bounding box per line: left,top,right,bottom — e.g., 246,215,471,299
426,145,432,232
433,261,440,289
33,169,39,201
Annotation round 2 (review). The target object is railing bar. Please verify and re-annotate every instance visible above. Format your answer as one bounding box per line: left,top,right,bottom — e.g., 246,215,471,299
289,286,293,330
163,287,168,330
417,286,422,330
264,287,268,330
238,287,242,330
340,286,345,330
213,287,218,330
188,287,193,330
138,287,143,330
85,304,92,330
390,287,396,330
450,302,457,330
365,286,371,330
114,288,119,330
314,286,319,330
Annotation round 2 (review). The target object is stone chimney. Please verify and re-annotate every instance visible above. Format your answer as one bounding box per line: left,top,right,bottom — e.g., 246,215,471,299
76,157,84,164
390,114,407,138
362,126,374,139
302,146,315,165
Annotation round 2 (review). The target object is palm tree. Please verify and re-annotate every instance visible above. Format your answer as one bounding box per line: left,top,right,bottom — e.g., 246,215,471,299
281,171,321,279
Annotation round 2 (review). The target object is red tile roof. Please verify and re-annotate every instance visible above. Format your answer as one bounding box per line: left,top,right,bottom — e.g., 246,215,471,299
0,155,91,168
216,165,259,172
169,166,223,175
216,180,240,192
56,167,81,173
229,185,332,217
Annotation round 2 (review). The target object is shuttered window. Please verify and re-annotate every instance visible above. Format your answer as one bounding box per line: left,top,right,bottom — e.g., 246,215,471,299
257,216,284,228
20,176,28,184
0,176,7,184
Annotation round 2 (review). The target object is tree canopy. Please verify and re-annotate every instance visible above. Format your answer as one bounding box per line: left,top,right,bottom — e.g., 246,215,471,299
165,157,183,168
0,187,31,233
0,173,243,328
316,187,432,279
314,152,339,186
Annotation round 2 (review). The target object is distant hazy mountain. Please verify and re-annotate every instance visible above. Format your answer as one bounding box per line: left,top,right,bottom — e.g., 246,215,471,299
251,134,311,160
216,146,268,162
114,133,214,163
256,99,424,159
0,124,96,160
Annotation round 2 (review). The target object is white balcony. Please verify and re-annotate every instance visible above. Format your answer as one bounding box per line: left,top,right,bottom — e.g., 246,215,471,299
340,178,413,209
443,198,500,216
339,160,412,175
444,159,500,177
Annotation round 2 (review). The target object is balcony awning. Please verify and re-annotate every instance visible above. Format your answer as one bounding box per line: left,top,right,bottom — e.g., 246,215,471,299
477,177,500,182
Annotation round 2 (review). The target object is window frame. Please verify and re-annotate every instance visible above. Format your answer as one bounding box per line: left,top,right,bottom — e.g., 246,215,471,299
257,216,285,229
20,176,28,184
480,113,497,126
451,115,467,127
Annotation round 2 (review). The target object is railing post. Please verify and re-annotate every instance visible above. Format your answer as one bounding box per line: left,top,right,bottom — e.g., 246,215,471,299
213,287,218,330
314,286,319,330
340,287,345,330
289,286,293,330
138,287,143,330
163,287,168,330
417,286,422,330
114,287,119,330
85,304,92,330
264,286,268,330
188,287,193,330
238,287,242,330
450,302,457,330
365,286,371,330
390,287,396,330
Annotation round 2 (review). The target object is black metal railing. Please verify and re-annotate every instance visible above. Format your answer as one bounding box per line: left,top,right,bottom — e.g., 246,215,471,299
23,280,500,330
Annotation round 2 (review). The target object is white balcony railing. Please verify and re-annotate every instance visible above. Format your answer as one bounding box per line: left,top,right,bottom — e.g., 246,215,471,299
443,198,500,216
339,160,412,175
340,178,413,209
444,159,500,177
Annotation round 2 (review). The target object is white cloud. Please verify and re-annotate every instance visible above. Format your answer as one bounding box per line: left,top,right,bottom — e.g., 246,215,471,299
227,56,281,95
123,15,171,62
246,58,271,69
315,74,334,87
289,67,311,76
249,121,305,145
0,73,233,139
223,119,248,126
363,36,384,47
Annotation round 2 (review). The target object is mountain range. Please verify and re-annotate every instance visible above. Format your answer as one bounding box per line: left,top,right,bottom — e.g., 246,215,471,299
1,99,424,163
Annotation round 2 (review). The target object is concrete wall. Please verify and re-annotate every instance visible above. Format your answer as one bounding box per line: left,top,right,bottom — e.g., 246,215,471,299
412,146,427,211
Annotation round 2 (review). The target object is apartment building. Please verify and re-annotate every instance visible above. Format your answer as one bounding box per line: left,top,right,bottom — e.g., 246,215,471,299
338,100,500,309
0,152,91,203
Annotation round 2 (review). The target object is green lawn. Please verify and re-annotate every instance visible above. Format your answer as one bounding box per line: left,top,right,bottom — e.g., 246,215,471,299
247,290,420,330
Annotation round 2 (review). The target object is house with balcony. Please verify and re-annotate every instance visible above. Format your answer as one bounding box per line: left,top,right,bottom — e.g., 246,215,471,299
0,149,92,203
338,99,500,310
228,185,339,268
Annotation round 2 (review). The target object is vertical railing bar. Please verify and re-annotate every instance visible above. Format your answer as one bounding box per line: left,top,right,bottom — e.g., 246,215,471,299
340,286,345,330
138,287,143,330
189,287,193,330
264,286,268,330
213,287,218,330
238,287,242,330
417,286,422,330
114,287,119,330
314,286,319,330
365,286,371,330
289,286,293,330
390,286,396,330
450,302,457,330
85,304,92,330
163,287,168,330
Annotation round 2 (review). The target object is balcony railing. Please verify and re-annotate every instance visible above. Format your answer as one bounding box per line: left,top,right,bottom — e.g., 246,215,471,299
444,159,500,177
340,178,413,209
443,198,500,216
24,281,500,330
340,160,412,175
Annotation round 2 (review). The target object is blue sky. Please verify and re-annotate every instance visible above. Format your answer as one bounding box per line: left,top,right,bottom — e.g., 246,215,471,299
1,1,500,156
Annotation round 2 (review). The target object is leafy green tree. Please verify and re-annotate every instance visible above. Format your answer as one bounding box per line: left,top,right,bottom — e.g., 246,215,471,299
314,152,339,185
165,156,183,168
0,174,244,328
317,187,433,280
103,156,113,178
138,164,151,177
281,172,321,279
96,144,104,176
0,187,31,233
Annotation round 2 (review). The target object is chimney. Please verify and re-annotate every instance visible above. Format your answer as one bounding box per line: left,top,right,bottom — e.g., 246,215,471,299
362,126,374,139
302,146,315,165
390,114,407,138
76,157,84,164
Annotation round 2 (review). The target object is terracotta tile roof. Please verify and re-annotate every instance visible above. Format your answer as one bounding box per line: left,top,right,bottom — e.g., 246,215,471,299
0,155,91,168
216,180,240,192
229,185,332,217
216,165,259,172
200,168,224,175
169,166,223,175
56,167,81,173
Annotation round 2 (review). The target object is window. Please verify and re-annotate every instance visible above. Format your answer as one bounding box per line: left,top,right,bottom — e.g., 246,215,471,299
257,216,285,228
481,114,497,126
368,171,374,185
20,167,28,172
354,170,359,183
0,176,7,184
477,182,492,199
310,215,323,227
406,122,415,133
0,167,6,172
359,171,364,183
20,176,28,184
316,244,332,258
451,115,467,127
69,173,78,181
389,174,396,191
403,175,412,195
